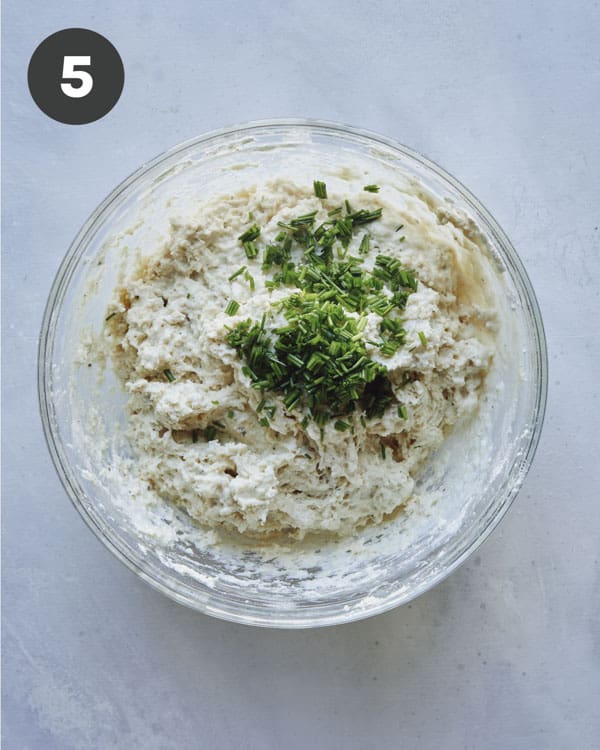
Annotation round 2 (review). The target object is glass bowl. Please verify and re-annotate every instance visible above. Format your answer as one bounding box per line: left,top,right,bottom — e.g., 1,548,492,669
38,120,547,628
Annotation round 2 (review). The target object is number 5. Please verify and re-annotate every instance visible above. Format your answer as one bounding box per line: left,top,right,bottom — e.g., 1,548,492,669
61,56,93,98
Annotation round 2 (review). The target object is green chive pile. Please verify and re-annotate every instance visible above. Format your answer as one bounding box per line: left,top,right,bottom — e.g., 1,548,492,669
225,181,419,429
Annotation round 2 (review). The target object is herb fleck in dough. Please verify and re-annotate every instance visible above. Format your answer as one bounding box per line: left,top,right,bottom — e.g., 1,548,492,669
106,179,497,539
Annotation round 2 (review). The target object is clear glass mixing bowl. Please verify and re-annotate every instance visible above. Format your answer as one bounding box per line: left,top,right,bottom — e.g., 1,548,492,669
38,120,547,627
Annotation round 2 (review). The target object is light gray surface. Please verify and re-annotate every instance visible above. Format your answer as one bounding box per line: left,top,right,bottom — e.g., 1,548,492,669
2,1,599,748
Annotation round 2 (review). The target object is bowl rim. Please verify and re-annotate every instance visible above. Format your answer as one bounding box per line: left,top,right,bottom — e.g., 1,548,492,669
38,118,548,627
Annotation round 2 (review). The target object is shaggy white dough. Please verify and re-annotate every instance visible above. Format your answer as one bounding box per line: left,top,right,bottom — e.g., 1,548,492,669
105,178,497,539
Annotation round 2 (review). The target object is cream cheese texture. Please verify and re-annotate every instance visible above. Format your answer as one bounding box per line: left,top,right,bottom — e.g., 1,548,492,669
105,179,497,539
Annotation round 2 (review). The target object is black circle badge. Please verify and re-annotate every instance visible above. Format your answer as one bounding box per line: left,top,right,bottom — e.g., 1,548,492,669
28,28,124,125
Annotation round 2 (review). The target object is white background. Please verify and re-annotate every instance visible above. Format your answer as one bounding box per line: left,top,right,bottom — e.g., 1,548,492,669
3,2,599,748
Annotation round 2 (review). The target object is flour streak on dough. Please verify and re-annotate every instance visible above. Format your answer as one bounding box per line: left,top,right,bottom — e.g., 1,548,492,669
105,179,497,540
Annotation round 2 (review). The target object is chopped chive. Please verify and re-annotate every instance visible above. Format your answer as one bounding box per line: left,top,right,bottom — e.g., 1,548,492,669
248,211,254,221
363,184,380,193
228,265,247,282
225,300,240,316
227,410,234,418
256,397,266,413
313,180,327,199
350,208,383,224
204,425,217,441
301,415,310,429
243,241,259,259
398,235,405,242
334,420,350,432
105,311,117,321
287,352,304,367
359,233,370,255
283,389,301,409
418,331,428,346
238,224,260,243
380,341,398,357
243,270,256,290
380,442,386,459
344,199,352,214
258,416,270,427
327,207,342,216
395,224,404,232
397,404,408,419
290,211,318,227
360,415,367,428
163,369,175,382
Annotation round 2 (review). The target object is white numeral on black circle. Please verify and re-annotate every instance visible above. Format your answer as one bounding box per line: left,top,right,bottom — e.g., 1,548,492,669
60,56,93,98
